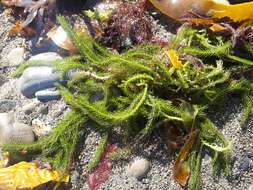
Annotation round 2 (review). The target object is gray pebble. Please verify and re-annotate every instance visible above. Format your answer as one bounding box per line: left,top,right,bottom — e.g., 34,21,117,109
19,66,60,98
239,157,251,172
22,100,40,115
35,90,61,102
0,99,16,112
127,158,151,180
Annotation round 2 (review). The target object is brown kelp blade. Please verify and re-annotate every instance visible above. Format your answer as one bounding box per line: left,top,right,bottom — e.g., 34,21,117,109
174,130,198,186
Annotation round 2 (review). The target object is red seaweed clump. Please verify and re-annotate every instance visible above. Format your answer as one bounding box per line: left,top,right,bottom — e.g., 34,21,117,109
87,144,117,190
99,1,153,51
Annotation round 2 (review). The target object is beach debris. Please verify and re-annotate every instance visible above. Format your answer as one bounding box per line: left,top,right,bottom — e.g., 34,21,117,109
0,161,69,189
148,0,253,23
47,26,79,54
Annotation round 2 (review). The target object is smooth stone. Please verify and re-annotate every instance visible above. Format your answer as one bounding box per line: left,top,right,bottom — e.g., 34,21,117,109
239,157,251,172
0,113,34,144
29,52,62,62
21,79,59,98
22,100,40,115
37,105,49,115
19,66,60,98
20,66,60,83
0,99,16,112
127,158,151,180
35,90,61,102
6,47,25,66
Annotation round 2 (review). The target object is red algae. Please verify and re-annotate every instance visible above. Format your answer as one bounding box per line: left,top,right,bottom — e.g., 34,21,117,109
87,144,117,190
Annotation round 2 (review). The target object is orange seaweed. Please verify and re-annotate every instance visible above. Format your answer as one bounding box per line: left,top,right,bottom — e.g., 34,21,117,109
174,130,198,186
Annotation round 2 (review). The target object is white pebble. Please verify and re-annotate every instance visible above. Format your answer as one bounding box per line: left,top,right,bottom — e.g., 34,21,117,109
127,158,151,180
29,52,62,62
7,47,25,66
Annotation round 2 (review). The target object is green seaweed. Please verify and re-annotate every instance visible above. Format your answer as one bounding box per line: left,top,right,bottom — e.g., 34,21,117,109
87,132,109,171
5,17,253,190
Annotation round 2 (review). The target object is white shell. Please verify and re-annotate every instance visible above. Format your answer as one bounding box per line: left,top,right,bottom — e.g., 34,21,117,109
47,27,78,53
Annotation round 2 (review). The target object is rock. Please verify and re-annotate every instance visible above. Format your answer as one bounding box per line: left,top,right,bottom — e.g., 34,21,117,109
0,113,34,144
0,75,6,87
37,105,48,115
249,184,253,190
29,52,62,62
18,52,62,98
32,119,52,137
19,66,60,98
22,100,40,115
127,158,151,180
0,99,16,112
239,157,251,172
6,47,25,66
35,90,61,102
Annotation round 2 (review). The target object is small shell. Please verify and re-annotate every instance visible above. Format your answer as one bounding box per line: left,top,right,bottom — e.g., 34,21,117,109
47,26,79,54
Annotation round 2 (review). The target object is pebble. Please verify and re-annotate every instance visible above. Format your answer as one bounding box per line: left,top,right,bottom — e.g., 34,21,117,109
37,105,49,115
29,52,62,62
6,47,25,66
18,52,62,99
239,157,251,172
0,99,16,112
127,158,151,180
32,119,52,137
22,100,40,115
0,112,34,144
19,66,60,98
35,90,61,102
